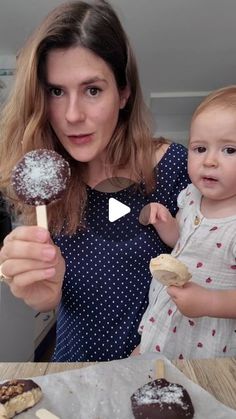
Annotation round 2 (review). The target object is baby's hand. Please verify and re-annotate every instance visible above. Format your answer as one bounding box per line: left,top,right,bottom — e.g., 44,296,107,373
139,203,179,247
167,282,210,318
130,345,141,356
139,203,170,226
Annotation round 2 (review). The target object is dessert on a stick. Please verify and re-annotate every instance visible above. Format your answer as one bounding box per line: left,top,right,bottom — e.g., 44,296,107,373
11,149,70,229
131,359,194,418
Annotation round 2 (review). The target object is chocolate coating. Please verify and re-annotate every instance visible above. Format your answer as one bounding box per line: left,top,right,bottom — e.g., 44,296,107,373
11,149,71,205
131,378,194,418
0,379,41,404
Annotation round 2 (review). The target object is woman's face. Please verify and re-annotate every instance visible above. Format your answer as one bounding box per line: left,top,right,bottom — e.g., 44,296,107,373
45,46,128,164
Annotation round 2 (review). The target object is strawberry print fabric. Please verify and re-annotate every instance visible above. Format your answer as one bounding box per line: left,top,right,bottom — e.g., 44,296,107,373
139,183,236,359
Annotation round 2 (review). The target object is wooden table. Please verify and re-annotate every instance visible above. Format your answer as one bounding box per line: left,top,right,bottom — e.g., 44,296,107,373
0,358,236,411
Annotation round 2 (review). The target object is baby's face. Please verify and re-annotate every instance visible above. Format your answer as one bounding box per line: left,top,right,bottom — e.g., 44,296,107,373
188,106,236,204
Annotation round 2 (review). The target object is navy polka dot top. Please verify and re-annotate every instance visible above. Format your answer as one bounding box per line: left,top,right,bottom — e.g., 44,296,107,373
52,143,189,361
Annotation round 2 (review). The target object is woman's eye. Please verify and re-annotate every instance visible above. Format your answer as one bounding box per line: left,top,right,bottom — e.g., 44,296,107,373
223,147,236,155
48,87,64,97
87,87,101,97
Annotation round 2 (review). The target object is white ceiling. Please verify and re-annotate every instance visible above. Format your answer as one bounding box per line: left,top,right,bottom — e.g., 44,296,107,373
0,0,236,138
0,0,236,102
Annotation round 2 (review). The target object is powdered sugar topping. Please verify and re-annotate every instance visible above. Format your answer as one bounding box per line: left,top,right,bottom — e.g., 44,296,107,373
11,149,70,205
133,379,188,410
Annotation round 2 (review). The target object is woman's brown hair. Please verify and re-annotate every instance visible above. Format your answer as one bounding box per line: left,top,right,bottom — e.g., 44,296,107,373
0,0,166,234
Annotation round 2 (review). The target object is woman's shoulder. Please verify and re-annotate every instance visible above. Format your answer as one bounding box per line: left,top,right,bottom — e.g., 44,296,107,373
154,141,188,167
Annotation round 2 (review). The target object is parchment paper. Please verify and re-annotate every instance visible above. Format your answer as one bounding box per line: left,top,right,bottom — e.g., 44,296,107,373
8,354,236,418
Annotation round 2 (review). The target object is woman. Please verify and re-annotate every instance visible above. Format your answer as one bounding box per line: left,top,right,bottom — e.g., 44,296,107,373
0,0,189,361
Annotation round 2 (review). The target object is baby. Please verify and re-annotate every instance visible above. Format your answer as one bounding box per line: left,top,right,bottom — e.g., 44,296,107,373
133,85,236,359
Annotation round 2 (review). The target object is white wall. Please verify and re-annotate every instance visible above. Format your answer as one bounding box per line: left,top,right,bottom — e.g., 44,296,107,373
150,91,209,146
0,55,16,103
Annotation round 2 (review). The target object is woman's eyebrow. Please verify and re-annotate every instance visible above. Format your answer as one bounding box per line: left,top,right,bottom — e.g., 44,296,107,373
81,76,107,85
46,76,107,87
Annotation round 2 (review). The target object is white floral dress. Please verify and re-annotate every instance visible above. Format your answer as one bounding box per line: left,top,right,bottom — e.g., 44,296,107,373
139,183,236,359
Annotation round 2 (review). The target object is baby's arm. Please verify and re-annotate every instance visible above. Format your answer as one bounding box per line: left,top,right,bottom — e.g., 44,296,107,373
206,288,236,318
168,282,236,318
139,203,179,247
131,344,141,356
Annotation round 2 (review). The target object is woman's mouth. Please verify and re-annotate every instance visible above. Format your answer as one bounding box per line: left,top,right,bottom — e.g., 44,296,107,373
67,134,93,145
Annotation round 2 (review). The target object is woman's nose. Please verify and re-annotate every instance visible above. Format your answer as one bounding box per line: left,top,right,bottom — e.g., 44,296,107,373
65,97,85,123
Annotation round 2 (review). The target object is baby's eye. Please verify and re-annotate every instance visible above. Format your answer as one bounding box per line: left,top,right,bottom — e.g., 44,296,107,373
195,146,206,153
48,87,64,97
87,87,101,97
223,147,236,155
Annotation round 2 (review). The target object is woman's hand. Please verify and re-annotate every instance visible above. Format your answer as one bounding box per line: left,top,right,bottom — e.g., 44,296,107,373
167,281,211,318
0,226,65,311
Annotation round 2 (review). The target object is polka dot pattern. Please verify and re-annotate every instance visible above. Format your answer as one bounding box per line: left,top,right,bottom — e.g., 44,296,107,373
52,143,189,361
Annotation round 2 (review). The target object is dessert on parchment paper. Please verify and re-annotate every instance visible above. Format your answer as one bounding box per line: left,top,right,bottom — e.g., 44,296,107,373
150,253,192,287
0,379,42,418
131,378,195,418
131,360,194,418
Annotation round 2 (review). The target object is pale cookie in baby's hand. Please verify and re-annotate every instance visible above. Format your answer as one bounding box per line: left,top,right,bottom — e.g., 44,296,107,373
0,379,42,418
150,254,192,287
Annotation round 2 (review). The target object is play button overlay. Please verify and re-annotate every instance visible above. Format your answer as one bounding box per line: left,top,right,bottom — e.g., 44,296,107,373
108,198,131,222
87,176,143,241
139,203,151,225
93,177,135,193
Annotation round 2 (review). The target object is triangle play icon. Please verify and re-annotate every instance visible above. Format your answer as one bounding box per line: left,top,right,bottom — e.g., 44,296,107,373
108,198,131,222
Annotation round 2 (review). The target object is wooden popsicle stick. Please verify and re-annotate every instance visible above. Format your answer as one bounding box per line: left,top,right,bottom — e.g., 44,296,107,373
156,359,165,379
36,408,60,419
36,205,48,229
